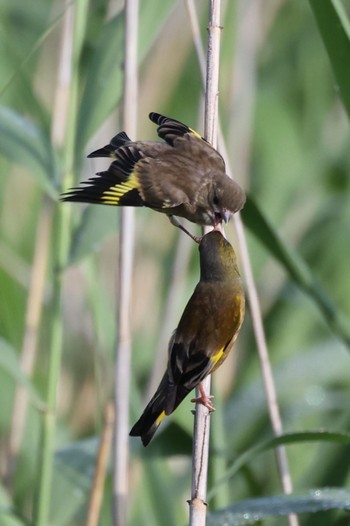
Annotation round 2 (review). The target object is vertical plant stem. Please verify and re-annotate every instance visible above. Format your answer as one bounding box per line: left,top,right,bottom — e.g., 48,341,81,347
36,0,88,524
189,2,222,525
5,197,53,487
204,0,221,147
86,403,115,526
219,2,298,521
4,0,87,494
233,214,299,526
113,1,138,525
35,5,74,525
186,3,298,524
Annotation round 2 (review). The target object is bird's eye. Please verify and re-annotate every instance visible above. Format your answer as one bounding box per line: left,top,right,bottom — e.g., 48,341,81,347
213,195,219,206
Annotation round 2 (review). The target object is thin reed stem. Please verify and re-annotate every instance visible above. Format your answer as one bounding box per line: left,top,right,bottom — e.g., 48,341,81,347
35,1,89,524
112,1,138,525
233,214,299,526
5,196,53,487
186,1,299,524
189,2,222,525
86,403,115,526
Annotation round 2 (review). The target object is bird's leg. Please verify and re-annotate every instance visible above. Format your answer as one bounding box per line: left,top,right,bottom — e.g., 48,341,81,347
191,383,215,412
169,215,202,244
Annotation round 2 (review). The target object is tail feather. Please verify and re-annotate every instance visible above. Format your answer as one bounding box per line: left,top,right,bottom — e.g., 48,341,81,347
130,374,168,446
164,384,191,416
130,375,192,446
129,409,166,447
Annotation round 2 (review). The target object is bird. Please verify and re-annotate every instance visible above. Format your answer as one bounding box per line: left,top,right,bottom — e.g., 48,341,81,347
129,230,245,446
60,113,245,235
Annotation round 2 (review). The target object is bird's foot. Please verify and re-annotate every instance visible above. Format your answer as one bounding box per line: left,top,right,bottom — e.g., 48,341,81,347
169,216,202,244
191,383,215,412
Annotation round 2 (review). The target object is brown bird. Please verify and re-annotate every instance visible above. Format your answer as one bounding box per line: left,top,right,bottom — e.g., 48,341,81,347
60,113,245,233
129,230,245,446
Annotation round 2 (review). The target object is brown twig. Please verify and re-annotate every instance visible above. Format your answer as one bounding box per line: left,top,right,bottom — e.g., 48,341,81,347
86,403,115,526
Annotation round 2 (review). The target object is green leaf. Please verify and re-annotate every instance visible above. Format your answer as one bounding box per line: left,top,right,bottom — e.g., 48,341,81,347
309,0,350,119
207,487,350,525
0,483,29,526
0,107,58,197
0,338,45,409
241,196,350,348
208,430,350,500
0,510,28,526
51,438,98,526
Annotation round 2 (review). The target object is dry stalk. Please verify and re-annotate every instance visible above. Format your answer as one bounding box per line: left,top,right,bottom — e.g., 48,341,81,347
186,1,298,525
86,403,115,526
189,1,222,525
112,1,138,525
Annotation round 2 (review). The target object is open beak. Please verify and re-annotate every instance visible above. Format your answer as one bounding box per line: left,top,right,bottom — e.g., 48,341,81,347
213,208,231,226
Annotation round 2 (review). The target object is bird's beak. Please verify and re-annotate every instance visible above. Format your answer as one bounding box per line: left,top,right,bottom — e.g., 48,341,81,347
212,208,231,227
221,209,231,224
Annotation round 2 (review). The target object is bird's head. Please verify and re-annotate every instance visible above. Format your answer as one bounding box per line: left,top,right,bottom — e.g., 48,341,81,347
207,176,246,227
199,230,239,281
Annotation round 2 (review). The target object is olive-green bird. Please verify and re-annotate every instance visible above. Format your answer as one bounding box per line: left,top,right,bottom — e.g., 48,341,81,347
60,113,245,229
129,230,245,446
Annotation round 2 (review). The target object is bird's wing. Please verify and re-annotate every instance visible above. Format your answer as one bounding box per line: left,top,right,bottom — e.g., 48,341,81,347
149,112,205,145
164,282,239,413
61,144,145,206
149,112,226,172
135,155,200,210
87,131,132,158
173,134,226,173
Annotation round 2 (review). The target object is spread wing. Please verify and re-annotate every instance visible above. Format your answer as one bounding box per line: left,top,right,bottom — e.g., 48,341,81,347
149,112,226,173
61,141,145,206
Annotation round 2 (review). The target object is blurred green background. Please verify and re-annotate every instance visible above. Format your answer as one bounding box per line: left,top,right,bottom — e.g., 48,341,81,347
0,0,350,525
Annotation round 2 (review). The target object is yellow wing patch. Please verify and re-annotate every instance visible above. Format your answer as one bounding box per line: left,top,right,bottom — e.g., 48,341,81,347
155,410,166,427
101,173,139,205
210,293,245,372
210,347,225,367
189,126,204,140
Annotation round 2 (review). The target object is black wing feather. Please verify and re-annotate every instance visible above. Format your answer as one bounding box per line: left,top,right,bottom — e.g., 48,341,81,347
149,112,206,146
87,131,131,158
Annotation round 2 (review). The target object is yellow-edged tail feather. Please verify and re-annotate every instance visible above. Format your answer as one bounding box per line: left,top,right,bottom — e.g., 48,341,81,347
129,371,193,446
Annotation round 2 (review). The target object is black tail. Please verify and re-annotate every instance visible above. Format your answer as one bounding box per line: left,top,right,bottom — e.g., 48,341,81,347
130,374,191,446
130,374,168,446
